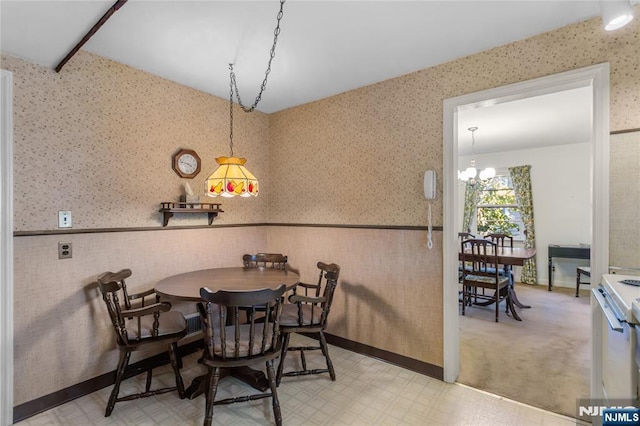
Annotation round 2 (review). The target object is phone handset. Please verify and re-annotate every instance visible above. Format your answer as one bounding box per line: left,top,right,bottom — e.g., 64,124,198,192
424,170,436,249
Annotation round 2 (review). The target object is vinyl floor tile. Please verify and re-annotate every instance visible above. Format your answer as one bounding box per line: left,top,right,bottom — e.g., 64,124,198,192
16,334,582,426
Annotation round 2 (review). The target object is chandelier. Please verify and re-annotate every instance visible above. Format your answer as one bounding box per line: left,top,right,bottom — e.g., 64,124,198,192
458,126,495,183
206,0,285,198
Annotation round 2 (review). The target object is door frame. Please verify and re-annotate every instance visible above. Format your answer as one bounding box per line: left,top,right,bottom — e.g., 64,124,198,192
1,69,14,425
442,63,610,403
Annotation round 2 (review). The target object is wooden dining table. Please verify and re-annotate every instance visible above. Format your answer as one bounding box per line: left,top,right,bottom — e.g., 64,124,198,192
459,246,537,321
155,266,300,398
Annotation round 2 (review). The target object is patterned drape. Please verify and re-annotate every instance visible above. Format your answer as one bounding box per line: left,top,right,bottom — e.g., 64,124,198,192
462,181,483,233
509,165,537,284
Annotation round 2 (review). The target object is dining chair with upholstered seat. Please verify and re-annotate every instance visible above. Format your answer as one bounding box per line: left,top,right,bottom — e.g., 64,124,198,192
96,269,187,417
458,232,475,283
243,253,288,270
276,262,340,386
484,233,515,284
198,285,286,426
460,239,512,322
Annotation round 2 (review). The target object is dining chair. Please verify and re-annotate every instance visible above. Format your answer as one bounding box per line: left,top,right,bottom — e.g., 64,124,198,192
458,232,475,283
96,269,187,417
198,285,286,426
460,239,512,322
243,253,288,270
276,262,340,386
576,266,590,297
484,233,515,284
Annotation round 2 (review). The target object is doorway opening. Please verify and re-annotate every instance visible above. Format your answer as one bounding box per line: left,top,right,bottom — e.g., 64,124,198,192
442,64,610,406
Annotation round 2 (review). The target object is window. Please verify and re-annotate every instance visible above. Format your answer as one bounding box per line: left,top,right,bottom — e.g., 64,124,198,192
476,175,525,240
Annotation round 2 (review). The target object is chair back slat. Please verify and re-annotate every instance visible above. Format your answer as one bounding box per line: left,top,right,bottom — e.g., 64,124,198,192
200,285,286,363
97,273,129,346
243,253,288,270
485,233,514,248
461,239,501,280
290,262,340,329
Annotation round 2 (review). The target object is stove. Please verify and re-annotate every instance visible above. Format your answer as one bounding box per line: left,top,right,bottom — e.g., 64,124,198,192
594,274,639,408
601,274,640,324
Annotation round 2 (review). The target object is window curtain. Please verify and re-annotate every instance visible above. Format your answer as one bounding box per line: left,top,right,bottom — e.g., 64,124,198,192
508,165,537,284
462,182,483,233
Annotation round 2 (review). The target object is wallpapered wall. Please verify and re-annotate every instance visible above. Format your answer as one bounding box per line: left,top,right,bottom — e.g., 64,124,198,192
268,14,640,225
4,9,640,410
2,51,270,231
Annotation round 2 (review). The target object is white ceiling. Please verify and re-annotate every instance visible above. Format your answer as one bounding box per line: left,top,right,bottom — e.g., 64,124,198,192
0,1,625,153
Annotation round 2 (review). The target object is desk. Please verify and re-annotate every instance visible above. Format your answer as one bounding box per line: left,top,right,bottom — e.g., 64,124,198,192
155,267,299,398
459,247,537,321
547,245,590,291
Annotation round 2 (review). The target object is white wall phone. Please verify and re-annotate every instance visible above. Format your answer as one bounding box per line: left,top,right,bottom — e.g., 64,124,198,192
424,170,436,249
424,170,436,200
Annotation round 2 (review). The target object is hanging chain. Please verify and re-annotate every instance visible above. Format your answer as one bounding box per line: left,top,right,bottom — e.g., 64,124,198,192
229,71,235,156
230,0,285,113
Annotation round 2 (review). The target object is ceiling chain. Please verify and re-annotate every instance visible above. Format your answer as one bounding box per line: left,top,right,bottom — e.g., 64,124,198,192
228,0,286,156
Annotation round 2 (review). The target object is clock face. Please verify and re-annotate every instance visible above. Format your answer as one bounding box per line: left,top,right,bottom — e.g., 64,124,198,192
178,154,198,174
172,149,201,178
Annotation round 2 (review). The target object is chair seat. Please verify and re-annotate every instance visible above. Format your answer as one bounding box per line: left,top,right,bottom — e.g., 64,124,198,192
280,303,322,327
465,274,510,286
460,264,507,275
126,311,187,340
578,266,591,275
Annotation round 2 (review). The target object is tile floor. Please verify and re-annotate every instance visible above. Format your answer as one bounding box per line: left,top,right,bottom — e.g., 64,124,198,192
16,334,584,426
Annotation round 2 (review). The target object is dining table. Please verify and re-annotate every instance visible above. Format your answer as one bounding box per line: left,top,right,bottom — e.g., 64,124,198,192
459,246,537,321
155,266,300,398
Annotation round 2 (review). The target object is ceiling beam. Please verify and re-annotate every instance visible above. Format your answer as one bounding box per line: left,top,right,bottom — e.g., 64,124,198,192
54,0,128,73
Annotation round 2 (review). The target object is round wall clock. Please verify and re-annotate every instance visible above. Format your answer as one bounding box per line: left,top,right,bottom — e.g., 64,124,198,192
172,149,201,178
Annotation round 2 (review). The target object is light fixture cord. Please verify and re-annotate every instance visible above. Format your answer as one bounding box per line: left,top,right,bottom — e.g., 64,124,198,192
228,0,286,156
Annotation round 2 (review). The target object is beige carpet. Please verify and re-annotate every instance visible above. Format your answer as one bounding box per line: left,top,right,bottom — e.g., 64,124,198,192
457,283,590,419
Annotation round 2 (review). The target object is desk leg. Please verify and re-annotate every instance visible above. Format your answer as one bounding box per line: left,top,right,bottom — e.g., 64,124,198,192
548,256,553,291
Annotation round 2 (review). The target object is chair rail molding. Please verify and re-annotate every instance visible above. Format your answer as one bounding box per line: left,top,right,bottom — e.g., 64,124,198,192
1,69,15,426
442,63,610,398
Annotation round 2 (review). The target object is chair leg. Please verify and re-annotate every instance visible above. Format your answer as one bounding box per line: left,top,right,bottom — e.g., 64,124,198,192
266,360,283,426
276,332,291,386
318,332,335,381
145,369,153,393
106,350,131,417
495,289,499,322
203,367,220,426
168,342,185,399
461,285,466,316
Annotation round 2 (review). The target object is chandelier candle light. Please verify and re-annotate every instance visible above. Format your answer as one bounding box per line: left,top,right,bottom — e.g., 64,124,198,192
458,126,496,183
206,0,286,198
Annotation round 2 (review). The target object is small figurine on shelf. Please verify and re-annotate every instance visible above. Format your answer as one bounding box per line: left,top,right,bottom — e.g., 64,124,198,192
180,182,200,207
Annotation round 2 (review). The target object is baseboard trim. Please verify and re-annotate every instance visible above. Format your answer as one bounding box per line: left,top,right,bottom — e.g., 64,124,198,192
12,339,204,423
318,332,444,381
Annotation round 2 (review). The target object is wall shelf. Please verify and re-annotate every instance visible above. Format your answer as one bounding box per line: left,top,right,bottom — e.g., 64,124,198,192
159,202,223,227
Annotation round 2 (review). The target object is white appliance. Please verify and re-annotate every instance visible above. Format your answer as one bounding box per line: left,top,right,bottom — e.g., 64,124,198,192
593,274,640,402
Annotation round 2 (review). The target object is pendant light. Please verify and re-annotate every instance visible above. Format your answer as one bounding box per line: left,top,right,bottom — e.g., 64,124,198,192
206,0,285,198
458,126,495,183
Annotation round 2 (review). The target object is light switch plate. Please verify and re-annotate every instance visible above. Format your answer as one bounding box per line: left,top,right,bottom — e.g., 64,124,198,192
58,210,72,228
